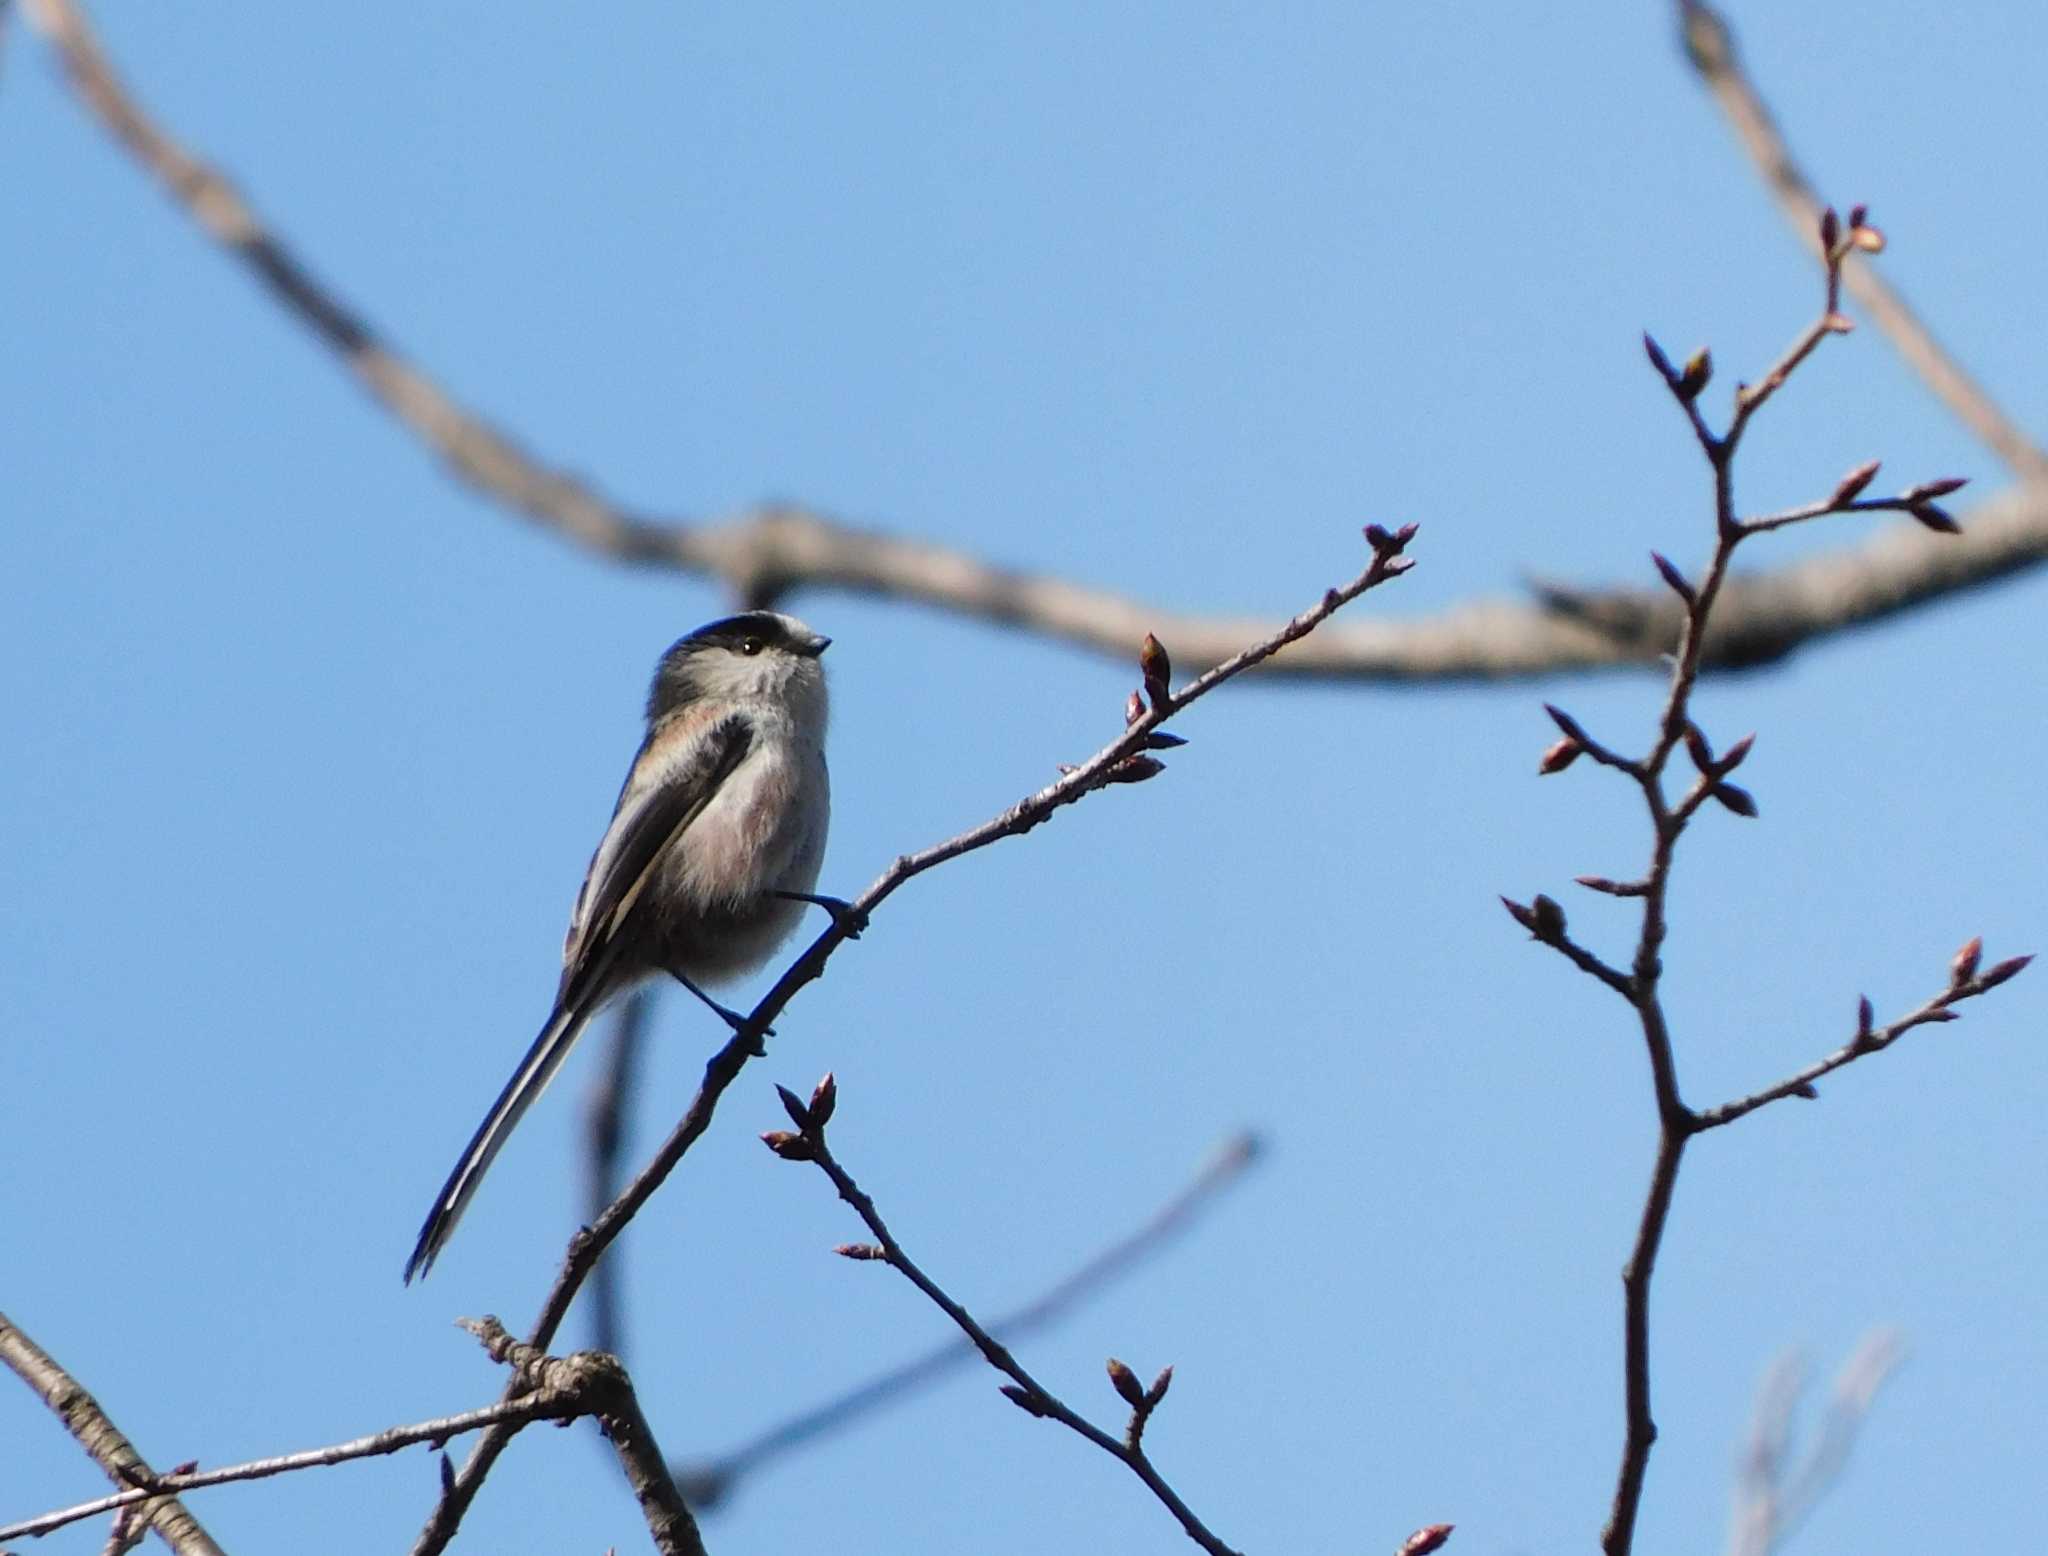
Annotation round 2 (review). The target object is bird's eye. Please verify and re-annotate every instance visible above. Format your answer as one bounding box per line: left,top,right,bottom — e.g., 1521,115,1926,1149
739,637,764,656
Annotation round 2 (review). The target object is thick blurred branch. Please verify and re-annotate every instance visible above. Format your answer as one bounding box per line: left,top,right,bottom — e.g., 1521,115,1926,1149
0,1310,226,1556
27,0,2048,683
1724,1332,1905,1556
583,990,652,1362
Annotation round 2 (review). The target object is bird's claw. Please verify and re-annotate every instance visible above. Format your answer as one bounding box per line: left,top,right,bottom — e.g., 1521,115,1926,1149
779,891,869,940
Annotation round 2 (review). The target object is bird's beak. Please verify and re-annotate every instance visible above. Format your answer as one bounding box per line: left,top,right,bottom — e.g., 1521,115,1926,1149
801,632,832,658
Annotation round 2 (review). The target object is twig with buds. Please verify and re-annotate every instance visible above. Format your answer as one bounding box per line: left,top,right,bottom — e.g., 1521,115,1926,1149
416,526,1418,1554
1508,207,2029,1556
764,1076,1243,1556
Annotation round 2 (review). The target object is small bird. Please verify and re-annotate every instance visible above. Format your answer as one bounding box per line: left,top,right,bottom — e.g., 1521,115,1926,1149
405,611,835,1281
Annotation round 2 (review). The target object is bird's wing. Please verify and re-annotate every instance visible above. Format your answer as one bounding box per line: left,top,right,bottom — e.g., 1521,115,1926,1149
402,709,755,1282
557,709,755,1011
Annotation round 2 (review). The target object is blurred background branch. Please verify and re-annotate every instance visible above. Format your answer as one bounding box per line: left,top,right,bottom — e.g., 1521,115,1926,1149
23,0,2048,682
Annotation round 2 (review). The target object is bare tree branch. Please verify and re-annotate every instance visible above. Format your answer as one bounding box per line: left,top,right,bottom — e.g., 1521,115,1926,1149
1694,949,2032,1132
762,1076,1242,1556
676,1130,1260,1509
1512,218,2031,1556
409,531,1417,1553
0,1386,586,1543
1725,1332,1905,1556
457,1318,702,1556
0,1309,226,1556
24,0,2048,685
1676,0,2048,483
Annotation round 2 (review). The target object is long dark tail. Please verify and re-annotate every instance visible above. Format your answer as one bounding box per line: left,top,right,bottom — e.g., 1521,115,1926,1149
403,995,596,1282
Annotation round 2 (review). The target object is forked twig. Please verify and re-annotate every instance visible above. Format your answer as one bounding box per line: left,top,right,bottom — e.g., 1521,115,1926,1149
1510,210,2029,1556
409,527,1417,1553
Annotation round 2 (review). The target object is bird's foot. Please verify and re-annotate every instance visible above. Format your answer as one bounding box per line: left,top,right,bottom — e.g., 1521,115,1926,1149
778,890,869,940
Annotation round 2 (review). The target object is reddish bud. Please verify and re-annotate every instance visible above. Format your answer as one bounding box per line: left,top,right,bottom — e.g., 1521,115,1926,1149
1542,702,1593,746
1363,521,1419,556
1716,733,1756,774
1683,722,1715,772
1909,503,1961,534
1677,349,1713,402
1531,894,1567,941
1107,1358,1147,1409
1540,737,1583,775
760,1130,814,1161
1831,459,1881,505
1105,753,1167,785
1951,937,1984,986
1575,875,1642,897
1711,782,1758,818
1905,477,1969,501
1125,691,1147,728
1140,634,1172,708
1145,1365,1175,1407
775,1084,811,1130
1643,332,1676,382
810,1071,838,1128
1651,551,1696,604
1399,1526,1455,1556
1848,202,1870,230
834,1242,886,1260
1819,206,1840,252
1857,995,1874,1036
1978,954,2034,991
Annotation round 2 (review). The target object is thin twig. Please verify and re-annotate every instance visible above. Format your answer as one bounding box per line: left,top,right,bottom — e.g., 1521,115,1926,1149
409,531,1416,1554
0,1311,227,1554
25,0,2048,683
676,1131,1259,1507
764,1081,1242,1556
1695,955,2031,1131
1677,0,2048,482
0,1391,586,1543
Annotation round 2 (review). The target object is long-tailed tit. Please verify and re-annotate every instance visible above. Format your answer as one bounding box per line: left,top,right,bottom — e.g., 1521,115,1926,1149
404,610,834,1281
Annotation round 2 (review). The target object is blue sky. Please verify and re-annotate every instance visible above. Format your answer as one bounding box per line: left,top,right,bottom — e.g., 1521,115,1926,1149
4,3,2044,1553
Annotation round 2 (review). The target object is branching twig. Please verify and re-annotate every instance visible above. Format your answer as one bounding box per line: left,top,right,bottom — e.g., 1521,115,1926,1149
456,1317,702,1556
1512,212,2031,1556
409,528,1417,1553
1676,0,2048,483
25,0,2048,683
0,1310,226,1554
675,1130,1260,1509
762,1076,1241,1556
1696,946,2032,1131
